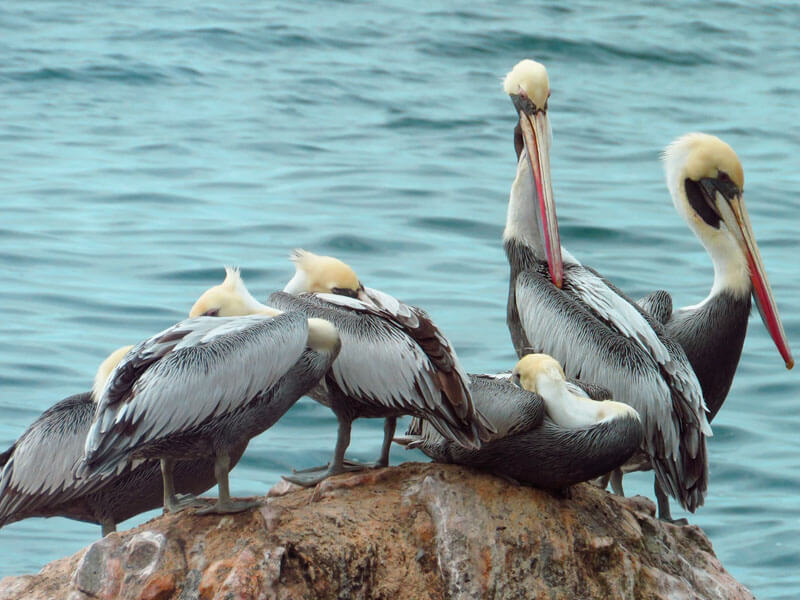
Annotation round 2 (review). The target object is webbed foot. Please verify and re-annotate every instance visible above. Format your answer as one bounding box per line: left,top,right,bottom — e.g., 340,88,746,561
165,493,209,513
195,498,262,515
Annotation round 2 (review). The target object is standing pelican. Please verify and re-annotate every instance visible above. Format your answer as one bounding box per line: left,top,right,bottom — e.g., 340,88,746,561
502,59,710,522
78,310,340,513
188,254,492,487
0,347,246,536
637,133,793,421
398,354,642,490
269,250,494,486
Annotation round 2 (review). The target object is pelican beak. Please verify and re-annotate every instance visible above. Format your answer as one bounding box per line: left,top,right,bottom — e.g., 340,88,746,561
517,105,563,287
707,183,793,369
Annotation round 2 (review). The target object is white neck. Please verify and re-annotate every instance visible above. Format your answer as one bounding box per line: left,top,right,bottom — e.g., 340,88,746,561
670,181,751,310
537,376,602,428
503,150,543,255
283,270,309,295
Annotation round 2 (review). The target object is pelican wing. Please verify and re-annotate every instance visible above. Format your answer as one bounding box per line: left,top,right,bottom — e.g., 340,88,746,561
269,291,490,447
0,393,131,524
83,313,308,473
636,290,674,325
515,264,709,511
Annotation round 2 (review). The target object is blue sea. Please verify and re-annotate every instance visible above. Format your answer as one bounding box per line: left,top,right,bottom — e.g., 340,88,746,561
1,2,798,597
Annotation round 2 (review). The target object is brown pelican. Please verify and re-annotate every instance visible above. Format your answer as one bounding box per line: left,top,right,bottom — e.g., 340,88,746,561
502,59,711,522
0,347,245,536
637,133,793,422
199,251,492,487
398,354,642,490
78,310,341,513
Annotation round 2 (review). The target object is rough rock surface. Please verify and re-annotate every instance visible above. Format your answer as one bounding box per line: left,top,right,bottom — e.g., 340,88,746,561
0,462,754,600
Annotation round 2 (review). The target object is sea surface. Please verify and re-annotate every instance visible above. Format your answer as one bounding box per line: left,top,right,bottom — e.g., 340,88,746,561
1,1,798,597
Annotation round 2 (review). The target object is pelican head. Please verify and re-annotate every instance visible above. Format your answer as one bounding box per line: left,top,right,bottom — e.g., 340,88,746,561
283,249,363,298
512,353,565,393
664,133,792,369
189,267,278,318
504,59,563,288
92,345,134,402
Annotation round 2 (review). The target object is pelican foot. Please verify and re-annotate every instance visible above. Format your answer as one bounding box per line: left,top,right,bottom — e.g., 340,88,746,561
291,458,372,475
165,493,209,513
659,516,689,526
195,498,262,515
282,465,351,488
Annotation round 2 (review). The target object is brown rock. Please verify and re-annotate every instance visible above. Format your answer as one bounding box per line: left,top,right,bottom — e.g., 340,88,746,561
0,463,755,600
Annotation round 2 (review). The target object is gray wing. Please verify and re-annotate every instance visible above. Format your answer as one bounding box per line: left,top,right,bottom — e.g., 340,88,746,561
403,373,544,448
82,313,308,473
515,263,709,511
636,290,674,325
269,291,490,447
0,393,131,524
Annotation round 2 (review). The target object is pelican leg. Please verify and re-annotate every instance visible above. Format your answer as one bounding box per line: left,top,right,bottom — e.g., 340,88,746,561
100,519,116,537
654,478,688,525
161,458,206,512
374,416,396,468
283,416,364,487
610,469,625,496
196,451,261,515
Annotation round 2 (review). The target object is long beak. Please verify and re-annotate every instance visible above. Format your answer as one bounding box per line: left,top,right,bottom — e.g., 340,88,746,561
518,109,563,287
726,195,793,369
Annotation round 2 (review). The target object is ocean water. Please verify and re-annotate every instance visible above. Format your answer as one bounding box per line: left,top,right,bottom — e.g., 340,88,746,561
1,1,798,597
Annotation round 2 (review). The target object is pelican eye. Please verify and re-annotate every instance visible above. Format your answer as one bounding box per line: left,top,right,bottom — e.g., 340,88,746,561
202,308,220,317
331,287,359,298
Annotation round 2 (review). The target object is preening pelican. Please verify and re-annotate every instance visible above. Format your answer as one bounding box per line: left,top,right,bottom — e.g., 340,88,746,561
78,309,340,514
260,249,493,486
502,59,710,522
398,354,642,490
0,347,245,536
637,133,793,421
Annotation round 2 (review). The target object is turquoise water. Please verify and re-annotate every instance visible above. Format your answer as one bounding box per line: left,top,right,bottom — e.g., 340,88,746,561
1,1,798,596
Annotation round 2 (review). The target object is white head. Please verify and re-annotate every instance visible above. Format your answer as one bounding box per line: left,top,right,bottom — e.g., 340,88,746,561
503,59,550,111
512,353,565,394
92,345,134,402
283,249,362,297
189,267,277,318
663,133,792,369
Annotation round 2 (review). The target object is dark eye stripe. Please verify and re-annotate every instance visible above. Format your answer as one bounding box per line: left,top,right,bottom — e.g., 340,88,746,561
685,178,720,229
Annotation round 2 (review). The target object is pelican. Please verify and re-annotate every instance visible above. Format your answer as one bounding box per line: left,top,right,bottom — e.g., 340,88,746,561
636,133,793,422
209,250,491,486
77,309,340,514
398,354,642,490
0,347,245,536
502,59,711,522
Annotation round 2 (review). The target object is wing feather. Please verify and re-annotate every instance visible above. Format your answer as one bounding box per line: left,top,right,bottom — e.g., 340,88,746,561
515,264,709,511
269,291,492,446
82,313,308,474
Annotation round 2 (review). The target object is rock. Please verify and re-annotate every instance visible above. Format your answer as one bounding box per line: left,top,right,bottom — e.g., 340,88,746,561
0,463,754,600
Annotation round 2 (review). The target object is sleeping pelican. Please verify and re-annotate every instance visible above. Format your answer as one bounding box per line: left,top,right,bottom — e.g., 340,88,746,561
194,251,492,487
637,133,792,421
502,59,710,522
78,309,340,514
398,354,642,490
191,259,492,487
0,346,246,536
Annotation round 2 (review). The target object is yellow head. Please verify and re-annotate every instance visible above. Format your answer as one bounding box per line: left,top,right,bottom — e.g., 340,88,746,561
664,133,744,191
512,353,565,393
92,345,134,401
189,266,269,317
503,59,550,110
283,249,361,296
